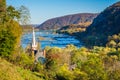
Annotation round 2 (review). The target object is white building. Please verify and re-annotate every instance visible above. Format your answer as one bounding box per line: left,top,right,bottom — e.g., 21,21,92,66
31,27,46,63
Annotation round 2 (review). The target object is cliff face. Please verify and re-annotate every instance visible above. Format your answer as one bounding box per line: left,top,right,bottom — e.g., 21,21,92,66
37,13,98,30
81,1,120,46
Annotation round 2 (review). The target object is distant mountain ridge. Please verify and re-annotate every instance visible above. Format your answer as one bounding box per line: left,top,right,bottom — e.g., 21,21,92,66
37,13,98,30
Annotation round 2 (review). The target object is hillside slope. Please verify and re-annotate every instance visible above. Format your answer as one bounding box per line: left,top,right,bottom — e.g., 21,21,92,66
37,13,98,30
0,58,42,80
81,1,120,47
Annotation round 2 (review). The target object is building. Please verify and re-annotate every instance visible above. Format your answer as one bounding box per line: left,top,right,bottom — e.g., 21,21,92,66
31,27,46,63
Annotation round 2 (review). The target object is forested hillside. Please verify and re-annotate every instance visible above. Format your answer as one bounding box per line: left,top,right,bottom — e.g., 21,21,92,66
37,13,98,30
80,1,120,47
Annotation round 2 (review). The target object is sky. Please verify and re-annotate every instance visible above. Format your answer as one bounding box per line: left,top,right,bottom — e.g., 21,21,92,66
7,0,119,24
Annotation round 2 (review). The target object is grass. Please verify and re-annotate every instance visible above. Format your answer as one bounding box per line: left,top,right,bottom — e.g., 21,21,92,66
0,57,43,80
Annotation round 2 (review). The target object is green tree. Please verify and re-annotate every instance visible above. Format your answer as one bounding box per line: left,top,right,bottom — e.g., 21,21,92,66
56,64,74,80
107,34,120,48
15,53,34,69
71,48,87,68
0,0,22,59
6,6,20,20
107,40,117,48
73,68,88,80
0,0,6,12
0,0,6,24
18,5,31,25
81,54,108,80
0,29,15,57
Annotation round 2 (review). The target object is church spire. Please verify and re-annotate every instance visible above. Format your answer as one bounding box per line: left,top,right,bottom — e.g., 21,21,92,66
32,27,37,50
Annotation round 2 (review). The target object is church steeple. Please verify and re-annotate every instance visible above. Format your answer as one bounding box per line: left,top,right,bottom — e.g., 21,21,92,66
30,27,46,61
32,27,37,50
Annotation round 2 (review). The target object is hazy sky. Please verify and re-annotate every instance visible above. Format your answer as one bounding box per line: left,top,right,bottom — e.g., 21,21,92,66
7,0,119,24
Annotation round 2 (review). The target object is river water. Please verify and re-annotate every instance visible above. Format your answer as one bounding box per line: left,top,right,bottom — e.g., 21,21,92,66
21,31,82,49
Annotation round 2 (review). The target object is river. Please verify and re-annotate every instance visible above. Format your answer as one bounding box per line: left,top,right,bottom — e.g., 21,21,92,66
21,31,83,49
